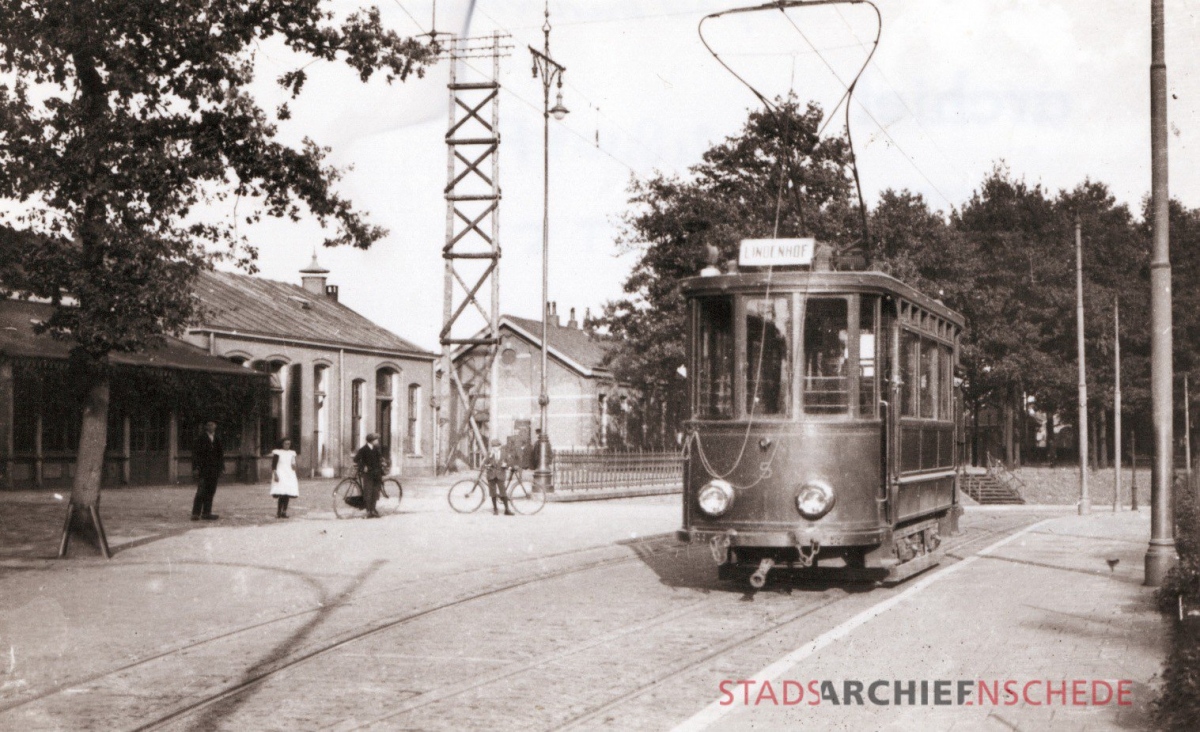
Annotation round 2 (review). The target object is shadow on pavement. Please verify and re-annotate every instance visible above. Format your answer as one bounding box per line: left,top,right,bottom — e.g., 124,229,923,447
621,538,878,598
172,559,386,732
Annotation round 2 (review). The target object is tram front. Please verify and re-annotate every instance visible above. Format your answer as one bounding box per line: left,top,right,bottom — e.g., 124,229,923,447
676,238,963,587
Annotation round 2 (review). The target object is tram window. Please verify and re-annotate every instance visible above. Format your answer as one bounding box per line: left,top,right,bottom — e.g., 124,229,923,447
859,298,877,417
920,339,939,419
900,330,918,417
940,343,954,418
745,296,791,417
803,298,849,414
696,297,734,419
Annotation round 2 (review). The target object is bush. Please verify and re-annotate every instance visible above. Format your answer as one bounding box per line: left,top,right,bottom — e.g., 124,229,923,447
1154,488,1200,730
1156,488,1200,613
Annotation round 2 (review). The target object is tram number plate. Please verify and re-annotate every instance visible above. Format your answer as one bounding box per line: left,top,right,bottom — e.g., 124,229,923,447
739,238,815,267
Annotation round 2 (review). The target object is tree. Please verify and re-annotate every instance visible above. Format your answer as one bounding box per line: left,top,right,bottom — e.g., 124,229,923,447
601,97,858,434
0,2,435,554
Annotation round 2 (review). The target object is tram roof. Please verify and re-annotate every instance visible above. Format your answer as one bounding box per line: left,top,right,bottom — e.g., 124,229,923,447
681,270,965,329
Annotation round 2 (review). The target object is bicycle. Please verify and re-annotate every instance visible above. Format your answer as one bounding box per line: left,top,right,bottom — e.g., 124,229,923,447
447,466,546,515
333,472,403,519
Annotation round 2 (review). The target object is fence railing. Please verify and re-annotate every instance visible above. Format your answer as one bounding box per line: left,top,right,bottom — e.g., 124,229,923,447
553,449,683,493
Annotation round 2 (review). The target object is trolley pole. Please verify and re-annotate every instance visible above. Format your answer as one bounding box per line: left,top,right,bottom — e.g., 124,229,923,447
1145,0,1177,586
530,2,569,495
1075,216,1090,515
1114,298,1122,513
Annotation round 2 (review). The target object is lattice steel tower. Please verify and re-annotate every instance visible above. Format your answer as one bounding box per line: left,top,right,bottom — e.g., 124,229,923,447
439,33,512,471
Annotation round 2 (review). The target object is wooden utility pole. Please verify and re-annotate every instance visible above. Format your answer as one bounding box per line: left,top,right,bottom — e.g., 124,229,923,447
1114,298,1122,512
1075,216,1090,515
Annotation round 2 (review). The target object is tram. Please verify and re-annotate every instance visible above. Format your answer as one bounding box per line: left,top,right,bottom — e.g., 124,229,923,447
676,239,965,587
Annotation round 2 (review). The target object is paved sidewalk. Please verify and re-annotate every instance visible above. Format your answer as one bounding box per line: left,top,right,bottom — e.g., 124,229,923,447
682,508,1167,731
0,473,475,563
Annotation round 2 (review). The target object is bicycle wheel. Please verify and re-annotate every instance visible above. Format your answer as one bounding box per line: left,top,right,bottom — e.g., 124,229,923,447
333,478,367,519
448,478,485,513
378,478,404,515
507,475,546,515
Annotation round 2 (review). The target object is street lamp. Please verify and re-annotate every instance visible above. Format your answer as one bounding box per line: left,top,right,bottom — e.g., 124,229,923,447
530,4,568,495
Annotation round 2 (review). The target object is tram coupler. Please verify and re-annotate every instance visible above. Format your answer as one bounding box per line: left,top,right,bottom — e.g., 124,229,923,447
797,539,821,568
748,557,775,589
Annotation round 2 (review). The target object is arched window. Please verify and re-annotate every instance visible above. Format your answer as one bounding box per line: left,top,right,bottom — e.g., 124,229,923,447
351,379,366,450
405,384,422,455
253,359,288,453
375,368,397,454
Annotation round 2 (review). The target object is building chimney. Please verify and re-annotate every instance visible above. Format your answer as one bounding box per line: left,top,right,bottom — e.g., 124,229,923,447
546,301,561,327
300,252,331,296
567,307,578,329
325,284,339,302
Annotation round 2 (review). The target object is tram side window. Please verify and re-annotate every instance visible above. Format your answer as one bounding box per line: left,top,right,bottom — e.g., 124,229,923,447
697,297,734,419
900,330,918,417
859,297,877,418
940,343,954,418
746,296,791,417
803,298,849,414
920,338,939,419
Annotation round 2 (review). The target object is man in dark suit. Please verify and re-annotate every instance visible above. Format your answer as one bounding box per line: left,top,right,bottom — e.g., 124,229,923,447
354,433,384,518
191,420,224,520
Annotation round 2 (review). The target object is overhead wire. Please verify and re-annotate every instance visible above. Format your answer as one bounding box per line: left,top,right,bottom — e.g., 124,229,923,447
472,4,680,174
830,5,969,191
776,6,955,211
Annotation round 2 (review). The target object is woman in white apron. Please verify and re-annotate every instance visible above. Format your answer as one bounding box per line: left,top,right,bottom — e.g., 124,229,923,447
270,438,299,518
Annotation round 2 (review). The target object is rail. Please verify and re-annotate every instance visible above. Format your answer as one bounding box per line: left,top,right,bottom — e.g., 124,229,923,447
553,449,683,495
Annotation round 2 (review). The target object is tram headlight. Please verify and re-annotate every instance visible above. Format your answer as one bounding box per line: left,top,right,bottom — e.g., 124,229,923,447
796,482,835,520
697,480,735,517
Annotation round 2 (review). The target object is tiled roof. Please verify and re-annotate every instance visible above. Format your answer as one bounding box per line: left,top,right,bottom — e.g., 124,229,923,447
0,299,254,376
192,271,435,358
503,315,615,375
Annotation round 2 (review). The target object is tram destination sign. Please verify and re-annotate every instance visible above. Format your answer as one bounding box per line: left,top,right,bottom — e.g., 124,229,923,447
738,238,815,267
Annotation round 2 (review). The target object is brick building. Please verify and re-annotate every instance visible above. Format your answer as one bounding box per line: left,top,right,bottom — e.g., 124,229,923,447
183,257,439,478
450,305,632,467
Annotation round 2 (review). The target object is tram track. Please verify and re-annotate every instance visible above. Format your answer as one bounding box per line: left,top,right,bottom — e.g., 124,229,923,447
123,535,693,732
311,516,1053,732
0,533,682,721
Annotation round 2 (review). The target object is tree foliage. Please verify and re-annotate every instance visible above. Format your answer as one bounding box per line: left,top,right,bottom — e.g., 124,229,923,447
0,3,435,532
0,1,435,357
603,100,1200,461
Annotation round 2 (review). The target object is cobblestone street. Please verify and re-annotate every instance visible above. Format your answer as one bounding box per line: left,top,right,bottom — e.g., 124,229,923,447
0,482,1167,731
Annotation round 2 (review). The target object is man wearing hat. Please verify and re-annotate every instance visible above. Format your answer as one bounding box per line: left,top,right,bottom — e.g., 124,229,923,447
354,433,385,518
484,438,512,516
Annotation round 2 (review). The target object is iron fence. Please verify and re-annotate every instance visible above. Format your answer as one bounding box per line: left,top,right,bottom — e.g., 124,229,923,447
553,449,683,494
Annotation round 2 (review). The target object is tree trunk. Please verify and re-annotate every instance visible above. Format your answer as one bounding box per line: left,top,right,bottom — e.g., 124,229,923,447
1088,409,1098,471
1099,408,1108,469
60,372,111,558
1003,390,1014,466
1048,413,1058,466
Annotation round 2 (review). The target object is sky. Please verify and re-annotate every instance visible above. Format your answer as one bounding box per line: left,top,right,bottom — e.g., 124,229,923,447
213,1,1200,352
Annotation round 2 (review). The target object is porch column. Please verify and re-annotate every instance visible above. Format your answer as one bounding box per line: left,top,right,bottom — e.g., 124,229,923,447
121,415,131,485
167,410,178,483
34,413,42,488
0,360,12,489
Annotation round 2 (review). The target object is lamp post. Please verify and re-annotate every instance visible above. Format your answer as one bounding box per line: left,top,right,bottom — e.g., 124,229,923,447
530,4,568,494
1145,0,1176,586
